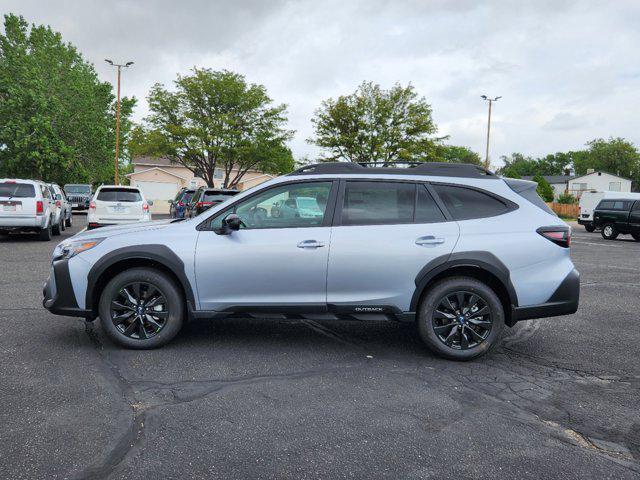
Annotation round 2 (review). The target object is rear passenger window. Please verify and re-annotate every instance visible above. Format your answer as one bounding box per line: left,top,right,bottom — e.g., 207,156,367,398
598,200,614,209
433,185,508,220
341,182,415,225
416,185,445,223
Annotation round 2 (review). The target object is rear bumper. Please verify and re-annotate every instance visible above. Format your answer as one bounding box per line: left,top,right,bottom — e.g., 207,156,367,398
0,215,46,230
43,259,91,318
511,268,579,322
577,218,592,226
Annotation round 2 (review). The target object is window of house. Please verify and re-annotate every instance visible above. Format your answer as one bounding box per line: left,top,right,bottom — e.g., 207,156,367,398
609,182,621,192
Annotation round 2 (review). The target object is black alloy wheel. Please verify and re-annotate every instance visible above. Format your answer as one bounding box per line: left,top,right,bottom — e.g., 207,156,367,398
432,291,492,350
110,282,169,340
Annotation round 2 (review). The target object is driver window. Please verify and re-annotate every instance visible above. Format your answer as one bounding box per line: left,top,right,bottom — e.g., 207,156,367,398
212,182,332,230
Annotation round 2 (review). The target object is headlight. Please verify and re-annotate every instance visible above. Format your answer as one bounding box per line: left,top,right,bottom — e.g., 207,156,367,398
53,238,104,260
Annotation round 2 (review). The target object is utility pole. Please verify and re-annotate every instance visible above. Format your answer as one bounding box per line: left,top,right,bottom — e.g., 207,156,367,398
481,95,501,169
105,59,134,185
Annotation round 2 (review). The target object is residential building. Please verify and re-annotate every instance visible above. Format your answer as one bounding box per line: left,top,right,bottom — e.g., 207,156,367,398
567,170,632,198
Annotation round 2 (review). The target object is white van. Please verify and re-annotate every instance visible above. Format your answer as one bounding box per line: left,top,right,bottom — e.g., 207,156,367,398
578,191,640,231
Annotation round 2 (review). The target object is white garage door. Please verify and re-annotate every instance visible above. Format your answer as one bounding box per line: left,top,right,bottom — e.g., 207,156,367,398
134,181,180,202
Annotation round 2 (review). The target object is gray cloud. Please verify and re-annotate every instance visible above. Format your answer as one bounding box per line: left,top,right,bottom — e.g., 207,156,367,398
2,0,639,165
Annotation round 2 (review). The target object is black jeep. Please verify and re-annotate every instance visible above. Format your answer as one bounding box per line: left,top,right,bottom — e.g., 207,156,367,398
593,198,640,241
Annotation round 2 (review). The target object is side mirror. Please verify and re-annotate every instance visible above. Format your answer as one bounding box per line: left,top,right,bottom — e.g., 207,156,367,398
214,213,242,235
147,200,154,206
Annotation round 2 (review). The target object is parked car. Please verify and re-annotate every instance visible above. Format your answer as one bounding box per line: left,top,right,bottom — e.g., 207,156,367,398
86,185,152,230
169,188,196,219
593,198,640,241
185,187,238,218
45,184,66,235
0,179,55,240
49,183,73,230
64,184,93,211
578,191,640,232
44,162,579,360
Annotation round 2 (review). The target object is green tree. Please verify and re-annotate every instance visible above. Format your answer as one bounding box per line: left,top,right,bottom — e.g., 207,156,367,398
432,145,482,165
129,68,294,188
309,81,442,163
533,174,555,202
496,153,541,177
0,14,135,185
557,192,577,204
573,137,640,184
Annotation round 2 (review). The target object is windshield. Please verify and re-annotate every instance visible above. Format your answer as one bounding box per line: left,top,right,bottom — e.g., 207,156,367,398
64,185,91,194
97,188,142,203
0,182,36,198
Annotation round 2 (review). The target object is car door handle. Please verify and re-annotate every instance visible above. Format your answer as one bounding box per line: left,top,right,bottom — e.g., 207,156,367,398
297,240,325,249
415,236,445,246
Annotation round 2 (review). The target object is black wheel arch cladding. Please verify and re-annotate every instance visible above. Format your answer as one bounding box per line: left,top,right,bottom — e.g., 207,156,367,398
85,245,196,315
410,251,519,313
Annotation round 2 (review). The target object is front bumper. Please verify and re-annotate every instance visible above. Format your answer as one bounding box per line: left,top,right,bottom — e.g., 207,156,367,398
43,258,91,318
577,218,592,226
511,268,580,322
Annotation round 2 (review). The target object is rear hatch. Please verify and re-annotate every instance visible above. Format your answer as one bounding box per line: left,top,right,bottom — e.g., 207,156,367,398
0,181,38,217
94,188,145,221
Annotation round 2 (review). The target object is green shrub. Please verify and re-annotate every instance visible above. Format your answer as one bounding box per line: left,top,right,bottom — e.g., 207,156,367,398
557,192,577,204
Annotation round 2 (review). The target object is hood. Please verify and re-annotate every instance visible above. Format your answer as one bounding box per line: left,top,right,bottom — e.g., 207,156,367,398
73,219,177,241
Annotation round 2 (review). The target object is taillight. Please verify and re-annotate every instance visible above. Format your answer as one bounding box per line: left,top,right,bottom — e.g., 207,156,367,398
89,201,96,210
142,203,149,211
36,201,44,214
55,200,61,207
177,201,184,207
537,227,571,248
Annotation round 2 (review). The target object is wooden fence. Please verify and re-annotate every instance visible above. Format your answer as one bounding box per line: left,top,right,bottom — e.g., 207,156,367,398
546,202,579,218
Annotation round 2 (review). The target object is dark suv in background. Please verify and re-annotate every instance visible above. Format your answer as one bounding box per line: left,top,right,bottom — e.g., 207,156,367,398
63,184,93,211
593,198,640,241
169,188,196,219
186,187,238,218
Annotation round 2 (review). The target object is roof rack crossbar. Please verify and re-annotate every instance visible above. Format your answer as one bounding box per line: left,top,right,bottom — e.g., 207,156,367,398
289,162,496,179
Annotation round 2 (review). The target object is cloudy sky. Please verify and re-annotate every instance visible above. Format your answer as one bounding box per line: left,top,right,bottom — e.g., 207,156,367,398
3,0,640,166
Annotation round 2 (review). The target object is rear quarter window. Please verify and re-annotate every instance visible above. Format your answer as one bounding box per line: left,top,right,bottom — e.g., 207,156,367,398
0,182,36,198
203,191,237,202
432,184,510,220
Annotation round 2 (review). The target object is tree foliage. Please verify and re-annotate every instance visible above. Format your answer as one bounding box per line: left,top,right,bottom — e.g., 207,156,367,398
309,81,442,163
0,14,135,185
557,192,577,204
533,174,555,202
129,68,294,188
432,145,482,165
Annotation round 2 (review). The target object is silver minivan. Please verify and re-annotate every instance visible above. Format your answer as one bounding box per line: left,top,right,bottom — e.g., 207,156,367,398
44,163,579,360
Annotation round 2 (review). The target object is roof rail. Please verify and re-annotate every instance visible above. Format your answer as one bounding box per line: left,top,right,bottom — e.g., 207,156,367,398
289,162,496,179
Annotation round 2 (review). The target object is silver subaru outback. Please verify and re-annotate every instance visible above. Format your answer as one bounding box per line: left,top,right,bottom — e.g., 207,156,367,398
43,162,579,360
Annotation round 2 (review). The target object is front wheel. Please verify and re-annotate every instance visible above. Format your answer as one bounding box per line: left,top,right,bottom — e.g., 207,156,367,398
601,224,618,240
585,224,595,233
418,277,504,360
99,268,185,349
65,213,72,228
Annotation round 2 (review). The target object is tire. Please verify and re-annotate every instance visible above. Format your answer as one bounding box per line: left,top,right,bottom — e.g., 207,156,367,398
632,234,640,242
99,268,185,349
601,224,618,240
585,224,595,233
417,276,504,361
65,213,72,228
39,222,52,241
52,217,62,236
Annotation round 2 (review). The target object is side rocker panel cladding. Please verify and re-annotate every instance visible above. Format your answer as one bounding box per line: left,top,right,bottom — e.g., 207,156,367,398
85,245,196,313
410,251,519,313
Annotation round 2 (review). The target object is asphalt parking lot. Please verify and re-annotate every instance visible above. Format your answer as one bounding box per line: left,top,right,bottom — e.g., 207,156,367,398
1,215,639,479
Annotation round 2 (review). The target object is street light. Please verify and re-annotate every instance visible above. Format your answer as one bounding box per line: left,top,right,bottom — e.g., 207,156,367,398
105,59,134,185
481,95,501,169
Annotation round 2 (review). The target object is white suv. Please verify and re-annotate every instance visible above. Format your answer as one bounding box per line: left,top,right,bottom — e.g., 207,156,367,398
44,163,579,360
87,185,152,230
0,179,56,240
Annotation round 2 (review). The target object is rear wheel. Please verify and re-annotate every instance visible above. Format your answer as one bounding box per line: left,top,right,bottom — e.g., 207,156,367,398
601,224,618,240
52,217,62,236
418,277,504,360
39,222,52,241
585,224,595,233
99,268,184,349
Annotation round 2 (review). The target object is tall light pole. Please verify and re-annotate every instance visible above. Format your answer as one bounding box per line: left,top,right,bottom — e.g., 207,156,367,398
481,95,501,169
105,59,134,185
